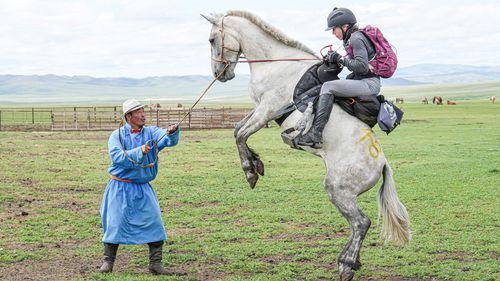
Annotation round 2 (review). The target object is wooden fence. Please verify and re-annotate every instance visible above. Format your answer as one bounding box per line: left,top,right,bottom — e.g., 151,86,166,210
51,107,253,131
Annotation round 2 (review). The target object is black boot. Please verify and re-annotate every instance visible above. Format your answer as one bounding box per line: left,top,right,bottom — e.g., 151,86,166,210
98,243,118,273
148,241,168,275
295,94,335,148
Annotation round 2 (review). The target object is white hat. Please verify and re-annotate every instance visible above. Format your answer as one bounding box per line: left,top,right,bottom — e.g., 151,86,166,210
122,99,145,115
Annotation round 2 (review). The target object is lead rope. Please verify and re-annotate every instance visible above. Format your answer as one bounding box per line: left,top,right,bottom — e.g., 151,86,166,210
118,118,159,168
172,63,230,129
118,63,230,168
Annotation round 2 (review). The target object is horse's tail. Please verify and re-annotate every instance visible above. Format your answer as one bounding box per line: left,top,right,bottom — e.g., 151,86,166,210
377,163,411,244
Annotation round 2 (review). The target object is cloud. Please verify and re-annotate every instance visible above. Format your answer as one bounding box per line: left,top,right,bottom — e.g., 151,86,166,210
0,0,498,77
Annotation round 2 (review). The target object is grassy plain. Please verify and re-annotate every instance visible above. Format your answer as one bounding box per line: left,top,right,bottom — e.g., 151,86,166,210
0,101,499,280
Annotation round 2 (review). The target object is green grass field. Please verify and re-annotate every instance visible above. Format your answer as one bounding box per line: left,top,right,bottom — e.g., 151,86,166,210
0,102,498,280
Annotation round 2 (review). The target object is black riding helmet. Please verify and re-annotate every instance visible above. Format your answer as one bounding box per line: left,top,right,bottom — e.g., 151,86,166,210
325,7,357,31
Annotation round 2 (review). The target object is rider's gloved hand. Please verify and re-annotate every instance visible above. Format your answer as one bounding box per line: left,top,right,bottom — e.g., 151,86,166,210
323,51,342,66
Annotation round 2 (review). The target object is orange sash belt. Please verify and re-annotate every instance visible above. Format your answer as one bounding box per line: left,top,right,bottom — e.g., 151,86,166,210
111,175,133,183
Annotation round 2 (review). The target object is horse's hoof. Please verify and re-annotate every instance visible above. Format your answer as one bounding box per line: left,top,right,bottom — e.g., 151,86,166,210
245,172,258,189
340,272,354,281
253,159,265,176
339,263,354,281
352,259,362,270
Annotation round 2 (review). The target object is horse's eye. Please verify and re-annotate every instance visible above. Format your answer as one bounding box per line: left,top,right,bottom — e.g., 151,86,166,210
209,38,215,44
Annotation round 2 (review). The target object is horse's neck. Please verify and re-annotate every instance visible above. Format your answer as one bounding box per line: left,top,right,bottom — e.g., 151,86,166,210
237,25,315,77
230,17,317,101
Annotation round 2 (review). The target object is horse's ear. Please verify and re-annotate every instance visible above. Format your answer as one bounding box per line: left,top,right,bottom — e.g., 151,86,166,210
201,14,217,25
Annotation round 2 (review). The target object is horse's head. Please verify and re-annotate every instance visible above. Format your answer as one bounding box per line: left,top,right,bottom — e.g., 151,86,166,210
202,13,241,82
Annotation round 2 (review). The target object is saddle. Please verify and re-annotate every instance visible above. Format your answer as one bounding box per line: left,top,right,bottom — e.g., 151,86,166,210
274,62,381,128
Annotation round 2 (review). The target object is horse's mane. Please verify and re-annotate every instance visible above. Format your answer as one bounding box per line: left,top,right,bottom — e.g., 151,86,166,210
220,10,318,58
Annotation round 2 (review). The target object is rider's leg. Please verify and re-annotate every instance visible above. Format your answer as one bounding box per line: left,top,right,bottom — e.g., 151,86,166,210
295,78,379,148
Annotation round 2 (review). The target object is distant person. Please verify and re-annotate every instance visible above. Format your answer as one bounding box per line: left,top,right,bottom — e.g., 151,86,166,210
296,7,382,148
98,99,180,275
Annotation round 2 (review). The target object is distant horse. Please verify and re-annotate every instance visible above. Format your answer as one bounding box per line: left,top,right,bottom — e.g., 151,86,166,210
396,97,404,104
421,97,428,104
433,96,443,105
387,97,395,103
447,100,457,105
203,11,410,281
491,96,496,104
150,103,161,110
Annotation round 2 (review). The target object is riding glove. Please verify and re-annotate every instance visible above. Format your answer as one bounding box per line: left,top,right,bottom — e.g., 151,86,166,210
324,51,342,66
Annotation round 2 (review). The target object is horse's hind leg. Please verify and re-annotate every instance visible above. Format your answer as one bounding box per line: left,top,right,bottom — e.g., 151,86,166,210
325,178,371,281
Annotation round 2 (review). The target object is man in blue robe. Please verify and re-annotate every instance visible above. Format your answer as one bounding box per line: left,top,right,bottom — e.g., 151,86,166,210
98,99,180,275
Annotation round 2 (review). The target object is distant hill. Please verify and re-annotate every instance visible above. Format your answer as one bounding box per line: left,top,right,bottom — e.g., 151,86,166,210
381,80,500,101
0,63,499,104
391,64,500,84
0,74,251,105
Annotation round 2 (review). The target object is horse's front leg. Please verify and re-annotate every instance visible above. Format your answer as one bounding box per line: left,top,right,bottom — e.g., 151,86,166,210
234,109,255,138
234,106,270,188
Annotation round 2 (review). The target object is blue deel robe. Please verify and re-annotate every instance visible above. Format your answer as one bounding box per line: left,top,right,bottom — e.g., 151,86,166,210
100,123,180,244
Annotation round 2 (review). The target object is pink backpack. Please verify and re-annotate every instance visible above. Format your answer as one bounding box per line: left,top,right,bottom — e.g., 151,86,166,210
345,25,398,78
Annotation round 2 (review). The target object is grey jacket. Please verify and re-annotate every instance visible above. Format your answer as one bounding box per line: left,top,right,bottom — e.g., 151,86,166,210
343,31,377,80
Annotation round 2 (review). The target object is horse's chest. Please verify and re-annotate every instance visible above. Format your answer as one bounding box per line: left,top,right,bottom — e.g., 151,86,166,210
250,76,295,98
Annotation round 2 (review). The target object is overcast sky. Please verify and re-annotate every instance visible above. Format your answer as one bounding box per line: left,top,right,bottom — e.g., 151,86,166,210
0,0,499,78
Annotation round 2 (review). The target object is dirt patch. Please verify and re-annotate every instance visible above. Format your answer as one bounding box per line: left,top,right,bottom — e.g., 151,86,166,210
303,260,337,270
269,225,347,243
0,125,51,132
42,187,94,193
0,241,96,281
19,178,35,187
167,227,205,237
32,132,109,142
47,168,64,173
0,196,41,220
58,200,89,212
271,231,346,243
203,212,230,220
168,200,222,209
490,251,500,260
431,250,479,263
260,254,294,264
231,220,257,228
166,258,230,280
0,193,96,221
366,276,444,281
0,238,162,280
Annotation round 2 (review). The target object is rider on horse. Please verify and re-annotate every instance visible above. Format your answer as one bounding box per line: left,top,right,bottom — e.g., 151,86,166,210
296,7,381,148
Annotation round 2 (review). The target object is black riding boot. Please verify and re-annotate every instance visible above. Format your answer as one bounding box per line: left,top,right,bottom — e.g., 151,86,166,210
98,243,118,273
148,241,168,275
295,94,335,148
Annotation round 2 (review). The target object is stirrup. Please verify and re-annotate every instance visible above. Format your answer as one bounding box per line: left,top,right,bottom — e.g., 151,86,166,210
294,135,323,149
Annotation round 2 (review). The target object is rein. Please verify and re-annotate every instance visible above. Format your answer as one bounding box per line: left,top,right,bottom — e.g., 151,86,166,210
212,15,321,65
238,57,320,63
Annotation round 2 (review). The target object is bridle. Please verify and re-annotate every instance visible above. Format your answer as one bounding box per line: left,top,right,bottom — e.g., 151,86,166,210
211,15,320,66
211,16,241,65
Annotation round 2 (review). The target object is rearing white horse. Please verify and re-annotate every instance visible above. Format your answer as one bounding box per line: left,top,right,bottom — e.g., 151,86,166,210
202,11,410,281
